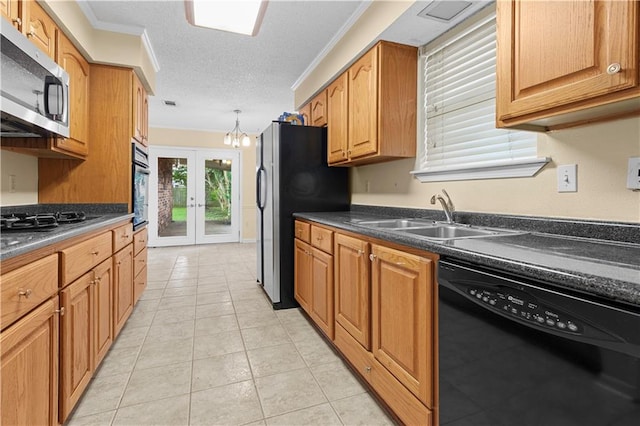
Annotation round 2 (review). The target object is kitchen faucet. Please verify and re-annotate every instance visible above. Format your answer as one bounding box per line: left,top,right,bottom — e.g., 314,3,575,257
430,189,455,223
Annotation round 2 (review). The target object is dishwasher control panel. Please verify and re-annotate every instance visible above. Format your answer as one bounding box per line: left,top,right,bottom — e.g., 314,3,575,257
467,287,582,334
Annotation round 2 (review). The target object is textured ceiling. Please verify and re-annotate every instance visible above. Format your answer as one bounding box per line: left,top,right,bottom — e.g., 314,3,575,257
83,0,490,135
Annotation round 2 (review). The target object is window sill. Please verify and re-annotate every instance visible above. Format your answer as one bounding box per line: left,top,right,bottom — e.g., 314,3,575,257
411,157,551,182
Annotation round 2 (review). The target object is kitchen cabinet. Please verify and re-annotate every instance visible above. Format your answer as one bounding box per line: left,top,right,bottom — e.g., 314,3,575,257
56,31,90,158
1,297,59,426
299,102,311,126
334,232,370,349
496,0,640,131
310,90,328,127
132,72,149,146
1,0,21,30
92,258,113,368
39,65,136,209
133,227,148,304
327,72,349,164
113,243,134,337
328,41,417,166
294,222,335,339
22,0,57,60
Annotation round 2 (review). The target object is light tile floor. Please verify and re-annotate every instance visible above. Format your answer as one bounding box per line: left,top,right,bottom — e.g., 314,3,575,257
66,243,395,426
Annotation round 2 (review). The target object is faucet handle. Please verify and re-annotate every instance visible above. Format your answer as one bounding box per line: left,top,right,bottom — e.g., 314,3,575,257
441,189,454,212
429,195,437,205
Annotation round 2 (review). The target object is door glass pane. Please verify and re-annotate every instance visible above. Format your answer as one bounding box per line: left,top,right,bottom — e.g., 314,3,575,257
157,157,188,238
203,157,232,236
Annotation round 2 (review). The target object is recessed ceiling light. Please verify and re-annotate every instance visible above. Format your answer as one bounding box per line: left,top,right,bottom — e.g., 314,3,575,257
184,0,268,36
418,1,472,22
163,100,177,106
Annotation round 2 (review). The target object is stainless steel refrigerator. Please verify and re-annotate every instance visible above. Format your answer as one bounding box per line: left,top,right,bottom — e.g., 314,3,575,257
256,122,349,309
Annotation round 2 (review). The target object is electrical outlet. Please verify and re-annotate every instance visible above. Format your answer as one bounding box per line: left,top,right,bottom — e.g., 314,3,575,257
627,157,640,190
557,164,577,193
9,174,16,193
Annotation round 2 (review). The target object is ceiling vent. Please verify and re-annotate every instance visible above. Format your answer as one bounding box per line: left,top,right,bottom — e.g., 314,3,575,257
418,1,472,22
163,100,177,106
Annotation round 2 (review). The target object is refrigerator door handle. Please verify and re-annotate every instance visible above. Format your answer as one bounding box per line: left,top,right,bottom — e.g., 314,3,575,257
256,167,262,210
257,166,267,210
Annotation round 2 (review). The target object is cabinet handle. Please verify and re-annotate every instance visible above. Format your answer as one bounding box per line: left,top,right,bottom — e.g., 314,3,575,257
12,18,21,26
18,289,32,298
27,30,35,38
364,366,371,374
316,235,323,241
122,234,130,239
369,253,377,261
91,251,99,256
54,307,65,316
357,249,364,256
606,63,621,75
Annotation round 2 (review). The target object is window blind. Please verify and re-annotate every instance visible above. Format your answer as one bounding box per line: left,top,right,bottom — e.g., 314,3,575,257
412,14,546,182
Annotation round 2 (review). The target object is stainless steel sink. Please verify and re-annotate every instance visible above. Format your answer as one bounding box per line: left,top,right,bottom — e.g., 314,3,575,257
354,218,437,229
399,223,524,241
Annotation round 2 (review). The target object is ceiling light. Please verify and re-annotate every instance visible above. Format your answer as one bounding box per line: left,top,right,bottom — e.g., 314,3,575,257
185,0,268,36
223,110,251,148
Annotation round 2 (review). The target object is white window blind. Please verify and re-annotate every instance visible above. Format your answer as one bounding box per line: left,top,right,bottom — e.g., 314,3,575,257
411,14,548,182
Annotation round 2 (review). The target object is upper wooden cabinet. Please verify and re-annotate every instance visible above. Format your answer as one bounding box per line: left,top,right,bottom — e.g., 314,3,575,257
496,0,640,131
327,72,349,163
23,0,57,60
328,41,417,166
299,102,311,126
57,32,90,157
1,0,21,30
310,90,328,127
132,73,149,146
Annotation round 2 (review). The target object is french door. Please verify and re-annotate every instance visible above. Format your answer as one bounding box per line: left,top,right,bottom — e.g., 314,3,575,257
148,147,241,247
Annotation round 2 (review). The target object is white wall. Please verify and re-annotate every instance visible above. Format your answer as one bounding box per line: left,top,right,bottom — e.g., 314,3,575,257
0,151,39,206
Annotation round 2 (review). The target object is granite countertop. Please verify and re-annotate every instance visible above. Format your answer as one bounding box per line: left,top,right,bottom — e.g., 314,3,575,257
1,204,133,261
294,209,640,307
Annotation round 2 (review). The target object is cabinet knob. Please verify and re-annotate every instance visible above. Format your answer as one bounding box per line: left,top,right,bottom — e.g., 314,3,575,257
606,63,621,75
54,307,65,316
357,249,364,256
12,18,21,26
122,234,130,239
90,251,99,256
369,253,377,262
18,289,32,298
364,366,371,374
316,235,323,241
27,30,35,38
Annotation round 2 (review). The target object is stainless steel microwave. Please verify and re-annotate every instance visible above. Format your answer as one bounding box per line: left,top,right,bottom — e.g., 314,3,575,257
0,19,70,138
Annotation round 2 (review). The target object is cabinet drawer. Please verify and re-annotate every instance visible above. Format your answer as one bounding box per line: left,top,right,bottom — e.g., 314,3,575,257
294,221,311,243
134,247,147,278
335,325,432,425
134,266,147,304
311,225,333,253
133,228,147,255
1,254,59,330
113,223,133,253
61,232,112,286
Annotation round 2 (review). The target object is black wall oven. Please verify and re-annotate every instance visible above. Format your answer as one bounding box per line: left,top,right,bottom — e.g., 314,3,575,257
438,259,640,426
132,142,149,230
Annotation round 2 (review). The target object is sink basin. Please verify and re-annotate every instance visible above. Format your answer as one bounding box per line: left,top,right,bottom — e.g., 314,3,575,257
354,218,436,229
399,224,522,241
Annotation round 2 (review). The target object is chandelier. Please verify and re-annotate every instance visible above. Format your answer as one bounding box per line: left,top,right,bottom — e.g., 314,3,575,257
224,109,251,148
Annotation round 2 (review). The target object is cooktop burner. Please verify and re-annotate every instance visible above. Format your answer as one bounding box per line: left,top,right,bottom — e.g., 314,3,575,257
1,211,87,230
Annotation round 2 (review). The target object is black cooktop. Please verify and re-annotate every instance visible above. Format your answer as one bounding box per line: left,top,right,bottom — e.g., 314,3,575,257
1,211,88,230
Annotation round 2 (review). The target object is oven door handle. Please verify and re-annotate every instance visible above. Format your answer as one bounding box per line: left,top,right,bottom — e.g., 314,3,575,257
136,167,150,175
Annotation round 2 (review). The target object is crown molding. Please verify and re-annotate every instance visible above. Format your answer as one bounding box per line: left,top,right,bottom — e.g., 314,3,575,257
76,0,161,72
291,0,373,91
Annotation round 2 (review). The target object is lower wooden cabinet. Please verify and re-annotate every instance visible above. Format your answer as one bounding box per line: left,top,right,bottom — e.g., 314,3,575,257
93,258,114,367
113,244,134,337
297,222,438,425
1,298,60,426
133,227,148,304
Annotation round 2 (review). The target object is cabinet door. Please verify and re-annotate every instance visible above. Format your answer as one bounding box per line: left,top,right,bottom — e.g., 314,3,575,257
334,233,370,349
311,90,328,127
310,247,334,339
113,245,134,337
371,244,434,406
57,32,90,157
348,47,378,159
299,102,311,126
60,272,94,423
93,258,113,367
22,0,57,59
327,72,349,164
294,239,312,313
1,0,21,30
1,298,59,426
142,92,149,145
496,0,639,122
132,73,145,144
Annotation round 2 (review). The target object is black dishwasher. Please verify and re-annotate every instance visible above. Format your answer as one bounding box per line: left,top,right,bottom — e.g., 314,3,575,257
438,259,640,426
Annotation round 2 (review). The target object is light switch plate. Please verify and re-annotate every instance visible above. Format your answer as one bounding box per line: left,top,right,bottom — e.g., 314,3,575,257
557,164,577,192
627,157,640,190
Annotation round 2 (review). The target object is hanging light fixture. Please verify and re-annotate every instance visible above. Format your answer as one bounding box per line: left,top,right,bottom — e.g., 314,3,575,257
223,109,251,148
